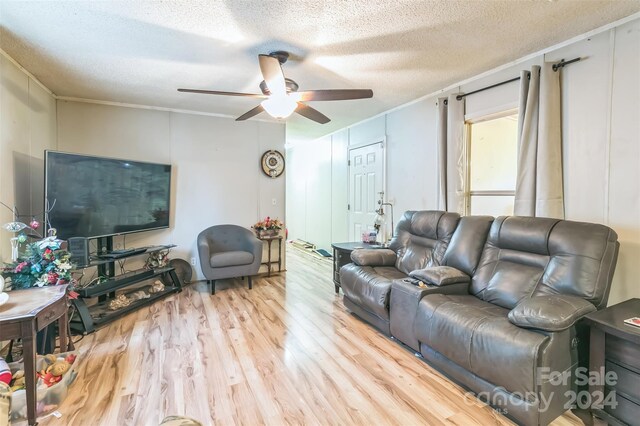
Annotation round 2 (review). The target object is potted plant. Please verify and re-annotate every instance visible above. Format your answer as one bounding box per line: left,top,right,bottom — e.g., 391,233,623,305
252,217,284,238
1,237,75,291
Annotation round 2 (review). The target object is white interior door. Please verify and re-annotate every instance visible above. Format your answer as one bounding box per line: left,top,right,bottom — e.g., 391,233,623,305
348,142,384,241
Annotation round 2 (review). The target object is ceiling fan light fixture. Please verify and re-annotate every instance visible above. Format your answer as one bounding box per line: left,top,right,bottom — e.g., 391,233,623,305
261,95,298,119
179,52,372,124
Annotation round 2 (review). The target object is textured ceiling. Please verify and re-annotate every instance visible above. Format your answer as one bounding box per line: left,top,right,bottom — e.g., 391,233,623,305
1,1,639,140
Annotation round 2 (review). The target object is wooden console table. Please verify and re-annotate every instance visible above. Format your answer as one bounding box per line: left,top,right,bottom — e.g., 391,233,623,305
259,235,282,277
0,285,73,426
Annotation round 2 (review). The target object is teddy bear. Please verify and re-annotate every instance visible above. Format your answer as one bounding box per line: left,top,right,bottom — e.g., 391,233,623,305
9,370,26,392
37,359,72,387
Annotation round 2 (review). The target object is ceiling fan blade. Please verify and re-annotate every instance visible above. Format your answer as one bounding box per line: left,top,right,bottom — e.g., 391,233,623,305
296,89,374,102
178,88,266,98
236,105,264,121
295,103,330,124
258,54,286,97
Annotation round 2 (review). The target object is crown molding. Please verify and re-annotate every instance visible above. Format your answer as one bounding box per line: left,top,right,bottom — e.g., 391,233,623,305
0,47,56,96
57,96,237,119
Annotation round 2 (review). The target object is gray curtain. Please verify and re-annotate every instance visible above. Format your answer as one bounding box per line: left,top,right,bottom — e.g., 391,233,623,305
437,98,448,210
514,64,564,218
436,94,466,214
446,94,466,214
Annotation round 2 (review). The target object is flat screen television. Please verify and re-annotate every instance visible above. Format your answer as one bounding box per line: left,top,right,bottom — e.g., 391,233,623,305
44,151,171,240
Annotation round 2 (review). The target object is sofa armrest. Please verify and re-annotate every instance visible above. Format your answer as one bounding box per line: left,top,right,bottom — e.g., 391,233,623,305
350,249,397,266
409,266,470,287
508,295,596,332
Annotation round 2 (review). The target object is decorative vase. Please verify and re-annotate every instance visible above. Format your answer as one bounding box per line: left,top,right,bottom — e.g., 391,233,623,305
259,229,278,238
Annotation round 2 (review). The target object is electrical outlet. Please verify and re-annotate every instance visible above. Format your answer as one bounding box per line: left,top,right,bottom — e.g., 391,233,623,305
272,198,277,205
190,257,197,266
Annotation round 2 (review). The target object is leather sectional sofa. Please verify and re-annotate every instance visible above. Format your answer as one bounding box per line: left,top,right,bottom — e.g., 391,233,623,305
340,211,619,426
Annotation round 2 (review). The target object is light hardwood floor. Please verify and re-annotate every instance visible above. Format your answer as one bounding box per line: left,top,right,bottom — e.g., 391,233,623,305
39,247,583,426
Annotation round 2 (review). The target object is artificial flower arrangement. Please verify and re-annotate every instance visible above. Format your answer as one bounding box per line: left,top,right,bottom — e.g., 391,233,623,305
1,237,75,291
252,217,284,235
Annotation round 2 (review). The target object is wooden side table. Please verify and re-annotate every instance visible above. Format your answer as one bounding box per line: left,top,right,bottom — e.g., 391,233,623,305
259,235,283,277
331,242,384,294
583,298,640,425
0,285,73,426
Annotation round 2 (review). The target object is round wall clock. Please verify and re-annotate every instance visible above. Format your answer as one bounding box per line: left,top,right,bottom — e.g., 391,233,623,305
261,150,285,178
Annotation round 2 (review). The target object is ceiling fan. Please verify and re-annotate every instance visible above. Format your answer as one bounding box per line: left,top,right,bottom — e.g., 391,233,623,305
178,51,373,124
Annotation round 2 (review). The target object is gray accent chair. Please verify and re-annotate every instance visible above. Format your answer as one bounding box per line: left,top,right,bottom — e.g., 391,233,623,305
340,210,460,334
197,225,263,294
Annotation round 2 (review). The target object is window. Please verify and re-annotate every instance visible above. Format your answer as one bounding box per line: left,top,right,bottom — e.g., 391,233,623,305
465,112,518,216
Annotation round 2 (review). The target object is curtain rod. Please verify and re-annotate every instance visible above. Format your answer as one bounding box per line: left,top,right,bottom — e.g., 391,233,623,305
442,57,581,104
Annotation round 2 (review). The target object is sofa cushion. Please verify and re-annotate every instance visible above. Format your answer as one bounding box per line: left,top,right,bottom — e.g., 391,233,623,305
209,251,254,268
414,294,550,396
371,266,407,281
442,215,494,276
389,211,460,274
483,259,545,309
470,216,619,310
340,264,407,320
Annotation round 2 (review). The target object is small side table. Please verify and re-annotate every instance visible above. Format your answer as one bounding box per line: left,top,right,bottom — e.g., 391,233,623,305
331,242,384,294
259,235,283,277
0,285,73,426
583,298,640,425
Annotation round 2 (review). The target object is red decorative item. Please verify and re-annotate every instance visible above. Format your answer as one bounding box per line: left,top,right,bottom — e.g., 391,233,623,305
37,371,62,387
0,358,12,385
29,219,40,230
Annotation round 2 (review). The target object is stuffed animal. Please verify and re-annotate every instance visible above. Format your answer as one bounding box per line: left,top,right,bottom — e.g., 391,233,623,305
0,382,10,424
10,370,25,392
0,357,11,385
37,359,71,387
41,354,57,369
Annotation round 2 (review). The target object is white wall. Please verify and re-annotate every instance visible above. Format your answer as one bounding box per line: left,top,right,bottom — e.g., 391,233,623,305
285,135,333,250
286,18,640,305
330,129,349,243
0,54,57,261
57,101,286,280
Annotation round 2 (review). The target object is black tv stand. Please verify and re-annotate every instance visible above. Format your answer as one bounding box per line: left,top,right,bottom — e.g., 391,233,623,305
71,237,181,334
108,248,137,255
98,247,147,259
